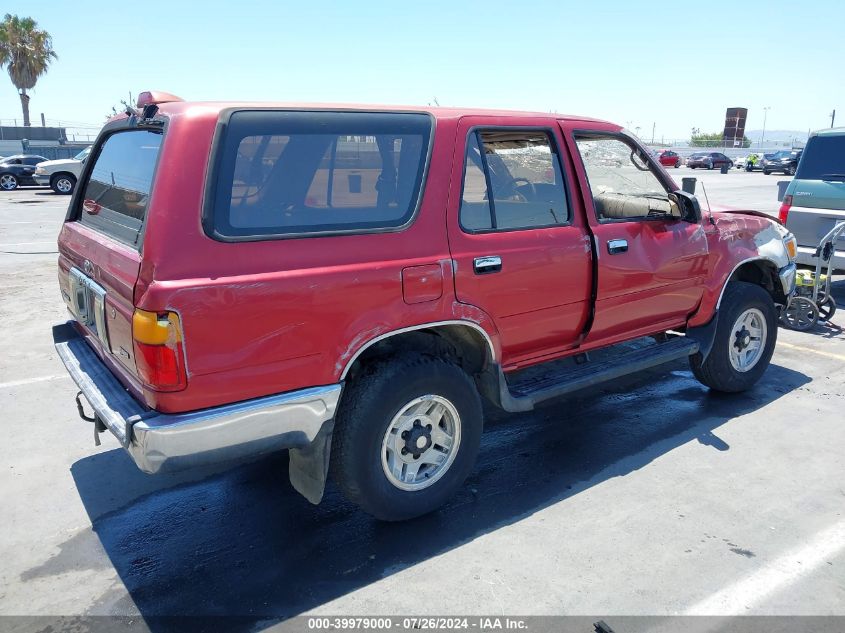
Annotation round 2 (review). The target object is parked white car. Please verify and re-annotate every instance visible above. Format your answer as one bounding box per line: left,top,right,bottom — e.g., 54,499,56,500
33,147,91,194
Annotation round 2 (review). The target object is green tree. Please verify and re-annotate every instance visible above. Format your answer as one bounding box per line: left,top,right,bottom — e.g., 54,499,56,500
0,14,57,127
691,131,751,148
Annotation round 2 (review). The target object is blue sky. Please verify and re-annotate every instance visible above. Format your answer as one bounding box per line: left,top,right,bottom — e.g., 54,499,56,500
1,0,842,140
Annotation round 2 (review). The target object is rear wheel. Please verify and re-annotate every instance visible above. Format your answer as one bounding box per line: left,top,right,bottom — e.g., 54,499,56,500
0,174,18,191
332,354,483,521
787,165,796,176
674,160,681,168
763,169,771,175
50,173,76,195
691,282,777,392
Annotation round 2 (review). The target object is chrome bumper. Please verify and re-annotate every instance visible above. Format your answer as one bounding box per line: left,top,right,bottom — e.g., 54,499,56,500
53,322,342,474
779,262,797,298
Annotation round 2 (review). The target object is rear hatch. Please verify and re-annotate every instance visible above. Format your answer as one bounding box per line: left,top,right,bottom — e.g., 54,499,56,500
57,125,163,387
784,132,845,249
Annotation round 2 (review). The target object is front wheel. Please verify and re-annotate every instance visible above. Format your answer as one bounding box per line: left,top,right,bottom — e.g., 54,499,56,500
763,169,771,175
50,174,76,195
691,281,777,392
332,354,483,521
0,173,18,191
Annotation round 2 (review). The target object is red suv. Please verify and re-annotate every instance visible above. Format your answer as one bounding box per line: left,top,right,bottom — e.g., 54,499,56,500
54,92,797,520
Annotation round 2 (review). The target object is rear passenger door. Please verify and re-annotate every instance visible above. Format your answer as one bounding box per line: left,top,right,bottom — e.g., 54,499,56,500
563,125,709,343
447,118,592,368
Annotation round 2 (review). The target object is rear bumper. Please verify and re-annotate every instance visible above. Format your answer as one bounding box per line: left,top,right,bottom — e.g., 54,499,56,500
53,322,342,474
795,246,845,273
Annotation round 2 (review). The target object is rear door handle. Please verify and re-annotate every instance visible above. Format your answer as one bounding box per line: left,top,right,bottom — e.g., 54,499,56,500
607,239,628,255
474,255,502,274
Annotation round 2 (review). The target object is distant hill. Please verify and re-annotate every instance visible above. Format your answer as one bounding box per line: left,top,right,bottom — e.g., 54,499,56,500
745,129,808,142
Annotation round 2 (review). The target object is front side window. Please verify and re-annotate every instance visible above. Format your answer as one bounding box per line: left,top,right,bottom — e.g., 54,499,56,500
574,135,679,221
209,111,432,239
459,129,568,232
78,130,162,247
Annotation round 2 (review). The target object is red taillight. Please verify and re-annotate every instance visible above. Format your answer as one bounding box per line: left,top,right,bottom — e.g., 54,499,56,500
778,195,792,224
134,341,186,391
132,309,187,391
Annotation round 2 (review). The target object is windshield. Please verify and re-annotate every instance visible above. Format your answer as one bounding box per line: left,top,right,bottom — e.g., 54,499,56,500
73,147,91,161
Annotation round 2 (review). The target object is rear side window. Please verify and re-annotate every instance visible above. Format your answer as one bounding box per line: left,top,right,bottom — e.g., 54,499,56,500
78,130,162,248
796,135,845,180
459,129,568,232
207,111,433,239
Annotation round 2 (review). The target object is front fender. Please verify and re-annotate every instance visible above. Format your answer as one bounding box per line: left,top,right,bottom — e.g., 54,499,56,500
688,214,791,327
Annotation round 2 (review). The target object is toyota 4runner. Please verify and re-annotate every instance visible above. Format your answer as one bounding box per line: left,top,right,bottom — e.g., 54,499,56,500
54,91,797,520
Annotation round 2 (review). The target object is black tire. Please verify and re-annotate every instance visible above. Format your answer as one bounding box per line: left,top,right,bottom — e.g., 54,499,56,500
674,160,681,168
332,354,483,521
763,169,771,175
0,173,18,191
690,281,778,393
787,165,796,176
707,163,714,170
50,173,76,195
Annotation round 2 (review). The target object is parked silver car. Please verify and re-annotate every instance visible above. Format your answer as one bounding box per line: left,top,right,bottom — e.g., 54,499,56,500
33,147,91,194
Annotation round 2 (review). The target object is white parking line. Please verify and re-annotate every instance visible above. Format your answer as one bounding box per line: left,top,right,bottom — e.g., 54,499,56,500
684,520,845,615
0,241,56,247
0,374,70,389
777,341,845,362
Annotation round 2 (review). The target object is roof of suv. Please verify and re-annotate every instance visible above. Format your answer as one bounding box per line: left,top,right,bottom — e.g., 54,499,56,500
138,100,613,125
810,126,845,138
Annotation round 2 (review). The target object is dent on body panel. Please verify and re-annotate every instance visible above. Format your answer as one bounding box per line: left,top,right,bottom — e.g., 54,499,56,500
715,215,789,269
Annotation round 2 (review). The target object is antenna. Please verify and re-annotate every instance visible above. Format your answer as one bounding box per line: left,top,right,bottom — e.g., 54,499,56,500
698,180,715,225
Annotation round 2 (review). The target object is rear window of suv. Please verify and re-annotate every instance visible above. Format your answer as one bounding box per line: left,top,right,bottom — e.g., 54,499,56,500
206,110,433,240
78,129,162,248
795,135,845,180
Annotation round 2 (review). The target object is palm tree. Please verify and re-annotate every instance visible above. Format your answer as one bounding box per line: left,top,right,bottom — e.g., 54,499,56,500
0,14,57,127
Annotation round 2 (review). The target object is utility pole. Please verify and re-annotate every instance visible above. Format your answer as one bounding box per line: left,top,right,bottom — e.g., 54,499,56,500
651,122,655,144
831,109,836,128
760,106,770,149
40,113,46,127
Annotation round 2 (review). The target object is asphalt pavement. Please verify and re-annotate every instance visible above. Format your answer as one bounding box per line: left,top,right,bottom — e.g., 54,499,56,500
0,181,843,630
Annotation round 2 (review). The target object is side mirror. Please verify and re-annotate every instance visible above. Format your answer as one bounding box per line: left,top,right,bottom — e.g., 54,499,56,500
670,190,702,223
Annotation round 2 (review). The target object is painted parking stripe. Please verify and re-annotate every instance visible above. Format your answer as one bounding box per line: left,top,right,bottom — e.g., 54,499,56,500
684,520,845,615
777,341,845,362
0,241,57,247
0,374,70,389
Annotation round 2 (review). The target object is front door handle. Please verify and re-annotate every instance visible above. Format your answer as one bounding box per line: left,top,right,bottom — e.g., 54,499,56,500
474,255,502,274
607,239,628,255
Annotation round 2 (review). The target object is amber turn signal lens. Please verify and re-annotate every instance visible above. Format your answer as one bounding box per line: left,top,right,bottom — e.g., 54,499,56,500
784,236,797,260
132,309,172,345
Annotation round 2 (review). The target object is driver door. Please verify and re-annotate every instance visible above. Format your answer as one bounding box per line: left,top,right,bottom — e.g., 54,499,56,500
561,124,710,343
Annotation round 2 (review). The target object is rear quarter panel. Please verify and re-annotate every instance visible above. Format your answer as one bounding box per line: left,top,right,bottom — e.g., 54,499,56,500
138,111,501,413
